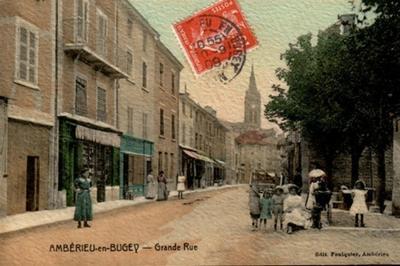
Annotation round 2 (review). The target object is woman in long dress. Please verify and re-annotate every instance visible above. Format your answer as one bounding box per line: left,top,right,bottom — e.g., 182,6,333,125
157,171,168,201
306,177,319,209
74,168,93,228
284,185,312,234
145,170,156,199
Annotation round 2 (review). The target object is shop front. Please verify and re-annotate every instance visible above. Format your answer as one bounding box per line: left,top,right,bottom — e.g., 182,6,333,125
58,116,121,206
213,159,226,185
180,146,214,189
120,135,153,198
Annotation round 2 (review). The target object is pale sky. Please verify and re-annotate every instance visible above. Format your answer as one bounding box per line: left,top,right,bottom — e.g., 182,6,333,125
130,0,353,130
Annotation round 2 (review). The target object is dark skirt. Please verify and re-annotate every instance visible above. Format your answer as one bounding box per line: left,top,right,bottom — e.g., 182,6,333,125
250,213,260,219
74,190,93,221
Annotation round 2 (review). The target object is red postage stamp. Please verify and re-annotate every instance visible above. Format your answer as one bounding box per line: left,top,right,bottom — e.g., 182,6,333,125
173,0,258,83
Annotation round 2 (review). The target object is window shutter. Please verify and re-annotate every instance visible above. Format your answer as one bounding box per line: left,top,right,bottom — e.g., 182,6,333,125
142,62,147,88
75,77,87,115
97,87,106,122
77,0,84,39
19,27,28,80
28,32,36,83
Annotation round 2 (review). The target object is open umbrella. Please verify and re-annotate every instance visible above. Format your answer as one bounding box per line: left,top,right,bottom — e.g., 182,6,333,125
308,169,326,178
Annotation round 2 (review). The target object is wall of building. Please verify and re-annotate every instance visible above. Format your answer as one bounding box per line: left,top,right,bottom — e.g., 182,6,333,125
0,98,7,215
117,1,156,141
392,120,400,215
7,120,51,214
154,45,181,190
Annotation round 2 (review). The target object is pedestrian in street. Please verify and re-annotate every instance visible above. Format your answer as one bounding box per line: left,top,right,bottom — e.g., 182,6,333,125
177,175,186,199
342,180,368,227
74,168,93,229
145,170,157,199
157,171,168,201
260,190,273,232
306,176,319,210
272,186,285,231
248,184,261,231
284,184,312,234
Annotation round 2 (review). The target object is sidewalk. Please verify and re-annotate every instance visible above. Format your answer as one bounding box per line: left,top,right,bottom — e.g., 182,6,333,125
0,185,239,236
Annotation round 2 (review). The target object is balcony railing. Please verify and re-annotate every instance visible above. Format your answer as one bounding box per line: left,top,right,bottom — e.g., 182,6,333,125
63,18,128,78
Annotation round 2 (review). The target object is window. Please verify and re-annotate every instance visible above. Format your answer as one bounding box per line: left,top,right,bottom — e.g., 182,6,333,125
164,152,169,176
158,151,163,172
75,77,87,115
190,106,193,118
159,63,164,86
96,10,108,57
159,109,164,136
190,127,194,147
76,0,89,41
17,26,38,84
97,87,106,122
142,61,147,88
127,18,133,38
182,102,186,115
127,107,133,135
195,133,198,149
182,123,186,145
170,153,174,178
142,31,147,51
171,73,175,94
142,113,148,139
127,51,133,76
171,114,176,140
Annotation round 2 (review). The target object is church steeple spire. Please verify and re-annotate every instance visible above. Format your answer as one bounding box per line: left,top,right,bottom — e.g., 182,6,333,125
244,64,261,128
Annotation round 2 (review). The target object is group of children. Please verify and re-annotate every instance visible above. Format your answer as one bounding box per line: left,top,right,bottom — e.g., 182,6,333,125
249,178,370,232
249,184,285,231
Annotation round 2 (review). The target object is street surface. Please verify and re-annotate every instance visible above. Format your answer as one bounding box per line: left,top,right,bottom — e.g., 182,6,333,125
0,186,399,265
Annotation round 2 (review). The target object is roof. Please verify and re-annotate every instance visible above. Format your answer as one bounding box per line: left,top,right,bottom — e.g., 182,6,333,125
235,130,277,145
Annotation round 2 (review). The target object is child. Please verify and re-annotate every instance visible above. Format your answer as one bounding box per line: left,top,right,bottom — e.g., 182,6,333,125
249,184,261,231
342,180,368,227
177,175,186,199
272,186,285,231
260,190,273,231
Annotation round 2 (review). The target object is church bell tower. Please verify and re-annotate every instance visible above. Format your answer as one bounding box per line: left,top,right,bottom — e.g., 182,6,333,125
244,64,261,128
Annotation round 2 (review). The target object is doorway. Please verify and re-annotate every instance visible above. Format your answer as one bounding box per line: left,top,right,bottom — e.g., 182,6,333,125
26,156,40,211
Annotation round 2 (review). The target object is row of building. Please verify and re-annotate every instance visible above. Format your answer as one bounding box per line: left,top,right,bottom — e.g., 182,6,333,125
0,0,283,215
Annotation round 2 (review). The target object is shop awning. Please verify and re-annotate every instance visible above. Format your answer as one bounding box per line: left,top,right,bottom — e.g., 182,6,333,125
183,149,214,163
213,159,226,167
76,125,120,147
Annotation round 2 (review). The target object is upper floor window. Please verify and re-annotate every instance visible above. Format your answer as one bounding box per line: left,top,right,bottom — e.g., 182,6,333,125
127,50,133,76
171,73,175,94
159,109,164,136
142,31,147,52
142,112,148,139
127,18,133,38
75,77,87,116
96,10,108,57
17,26,38,85
182,102,186,115
76,0,89,41
159,63,164,86
142,61,147,88
171,114,176,140
127,107,134,135
97,87,106,122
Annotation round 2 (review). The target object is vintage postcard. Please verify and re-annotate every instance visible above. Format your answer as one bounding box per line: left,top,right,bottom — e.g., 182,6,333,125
0,0,399,265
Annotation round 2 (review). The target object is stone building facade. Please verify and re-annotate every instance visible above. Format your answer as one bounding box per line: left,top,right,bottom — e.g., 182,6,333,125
179,91,227,189
392,119,400,216
117,0,158,198
57,0,127,207
0,1,56,214
154,41,183,191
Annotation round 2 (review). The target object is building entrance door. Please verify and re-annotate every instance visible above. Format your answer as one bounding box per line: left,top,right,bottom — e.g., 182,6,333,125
26,156,40,211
